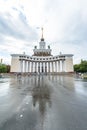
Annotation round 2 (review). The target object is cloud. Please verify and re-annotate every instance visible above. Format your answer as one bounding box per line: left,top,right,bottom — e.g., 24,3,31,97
63,12,87,43
0,0,87,64
0,5,38,64
0,10,37,42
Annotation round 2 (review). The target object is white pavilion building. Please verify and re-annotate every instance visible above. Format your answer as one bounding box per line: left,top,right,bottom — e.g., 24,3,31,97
10,28,74,74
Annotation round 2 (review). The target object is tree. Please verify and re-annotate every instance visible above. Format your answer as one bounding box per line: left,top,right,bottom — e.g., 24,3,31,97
6,65,10,73
74,60,87,73
0,64,7,73
0,64,10,73
74,64,80,72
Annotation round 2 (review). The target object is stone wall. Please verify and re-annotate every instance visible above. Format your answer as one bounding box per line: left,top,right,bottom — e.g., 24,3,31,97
65,57,74,72
10,56,21,72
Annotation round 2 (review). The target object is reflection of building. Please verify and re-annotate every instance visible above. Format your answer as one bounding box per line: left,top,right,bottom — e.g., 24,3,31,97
32,76,51,124
11,28,74,73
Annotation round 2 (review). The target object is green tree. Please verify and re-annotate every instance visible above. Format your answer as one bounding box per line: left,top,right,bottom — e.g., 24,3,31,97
6,65,10,73
74,60,87,73
74,64,80,72
0,64,10,73
0,64,7,73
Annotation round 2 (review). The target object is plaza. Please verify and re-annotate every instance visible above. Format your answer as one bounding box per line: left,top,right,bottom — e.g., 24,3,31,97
0,75,87,130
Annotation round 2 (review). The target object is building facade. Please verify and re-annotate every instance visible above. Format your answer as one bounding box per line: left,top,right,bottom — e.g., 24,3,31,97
11,29,74,73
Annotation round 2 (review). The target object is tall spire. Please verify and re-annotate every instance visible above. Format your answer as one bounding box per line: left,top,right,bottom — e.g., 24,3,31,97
41,27,43,38
41,27,44,41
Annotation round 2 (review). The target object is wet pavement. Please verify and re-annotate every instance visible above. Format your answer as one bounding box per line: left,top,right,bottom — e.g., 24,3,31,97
0,75,87,130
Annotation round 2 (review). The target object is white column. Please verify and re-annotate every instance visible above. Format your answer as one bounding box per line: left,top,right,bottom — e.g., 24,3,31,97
45,62,47,73
57,61,59,72
50,62,52,72
26,61,28,72
28,61,30,72
54,62,55,72
20,60,23,73
56,61,58,72
48,62,50,73
34,62,36,72
40,62,41,72
38,62,39,73
44,62,45,72
46,62,48,73
53,62,55,72
25,60,26,72
31,62,33,73
48,62,49,73
42,62,43,73
58,60,60,72
41,62,42,73
29,62,31,72
64,60,65,72
52,62,53,73
55,61,57,72
37,62,38,72
43,62,45,72
22,60,24,72
62,60,65,72
35,62,37,72
32,62,34,73
60,60,62,72
26,60,28,72
33,62,34,72
36,62,37,72
50,62,51,72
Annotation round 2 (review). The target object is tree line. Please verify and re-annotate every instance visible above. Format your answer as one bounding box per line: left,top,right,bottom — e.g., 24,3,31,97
0,64,10,73
74,60,87,73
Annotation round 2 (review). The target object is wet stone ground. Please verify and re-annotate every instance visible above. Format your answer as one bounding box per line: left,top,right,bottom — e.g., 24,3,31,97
0,75,87,130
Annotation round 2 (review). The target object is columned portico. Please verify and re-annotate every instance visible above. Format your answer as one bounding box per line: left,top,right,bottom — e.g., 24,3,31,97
15,56,73,74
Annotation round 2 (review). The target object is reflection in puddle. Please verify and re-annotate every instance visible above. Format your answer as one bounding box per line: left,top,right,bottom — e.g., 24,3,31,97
32,76,52,127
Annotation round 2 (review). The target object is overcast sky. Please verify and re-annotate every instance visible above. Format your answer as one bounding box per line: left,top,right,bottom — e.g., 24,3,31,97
0,0,87,64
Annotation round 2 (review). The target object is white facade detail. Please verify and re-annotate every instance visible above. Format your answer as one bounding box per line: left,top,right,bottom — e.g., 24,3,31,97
65,57,74,72
11,56,21,72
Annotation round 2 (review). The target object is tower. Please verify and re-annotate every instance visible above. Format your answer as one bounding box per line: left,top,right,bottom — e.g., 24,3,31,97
39,28,46,49
33,28,52,56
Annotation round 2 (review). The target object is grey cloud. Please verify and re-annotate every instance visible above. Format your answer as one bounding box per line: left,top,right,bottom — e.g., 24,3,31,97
0,9,38,42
